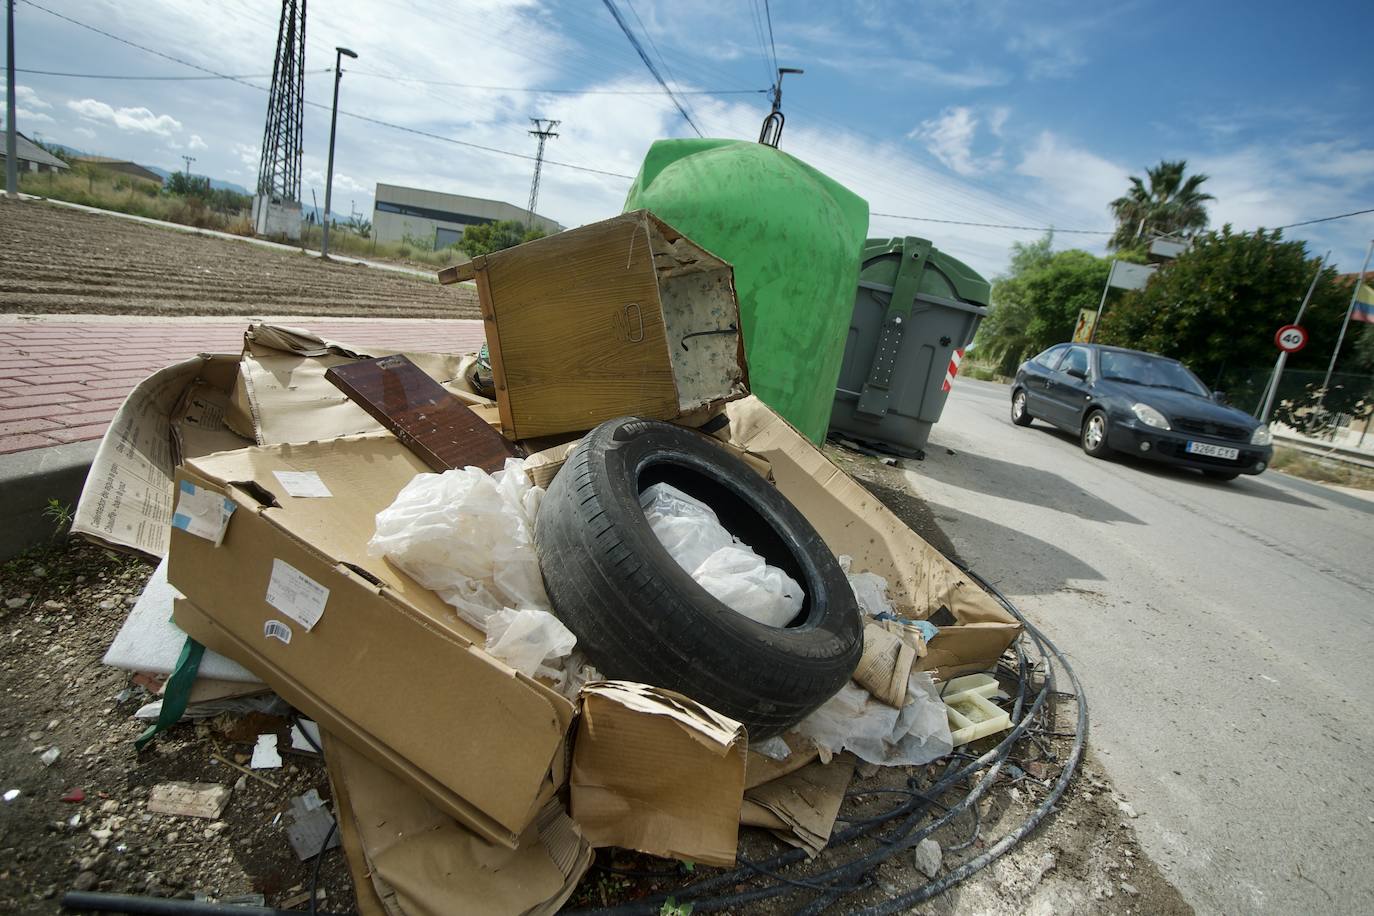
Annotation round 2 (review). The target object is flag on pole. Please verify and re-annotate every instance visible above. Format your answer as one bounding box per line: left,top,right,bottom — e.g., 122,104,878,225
1354,282,1374,324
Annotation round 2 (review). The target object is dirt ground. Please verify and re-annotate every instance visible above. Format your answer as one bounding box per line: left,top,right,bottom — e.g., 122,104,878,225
0,448,1194,914
0,198,480,319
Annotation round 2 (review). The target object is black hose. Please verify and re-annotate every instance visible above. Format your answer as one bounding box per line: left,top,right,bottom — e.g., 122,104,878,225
60,890,347,915
566,564,1088,916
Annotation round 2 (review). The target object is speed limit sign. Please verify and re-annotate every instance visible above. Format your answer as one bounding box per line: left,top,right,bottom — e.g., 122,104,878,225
1275,324,1308,353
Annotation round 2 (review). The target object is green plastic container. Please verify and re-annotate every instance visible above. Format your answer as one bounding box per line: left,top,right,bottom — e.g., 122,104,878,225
624,140,868,443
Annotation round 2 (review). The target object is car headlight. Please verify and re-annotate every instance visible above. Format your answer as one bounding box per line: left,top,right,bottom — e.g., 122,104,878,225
1131,403,1170,430
1251,425,1272,446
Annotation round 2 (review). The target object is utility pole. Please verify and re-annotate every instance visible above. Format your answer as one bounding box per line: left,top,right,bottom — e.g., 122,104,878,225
6,0,18,199
321,45,357,260
181,155,196,177
758,67,803,147
526,118,559,228
1258,251,1328,425
1316,239,1373,422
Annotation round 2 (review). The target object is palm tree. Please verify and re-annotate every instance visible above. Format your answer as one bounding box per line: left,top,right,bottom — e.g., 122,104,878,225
1109,160,1215,250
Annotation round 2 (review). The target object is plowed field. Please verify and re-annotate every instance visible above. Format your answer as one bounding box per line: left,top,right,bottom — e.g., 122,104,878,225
0,198,479,319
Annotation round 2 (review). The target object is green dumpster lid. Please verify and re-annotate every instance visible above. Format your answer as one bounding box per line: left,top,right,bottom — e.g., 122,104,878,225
860,236,991,307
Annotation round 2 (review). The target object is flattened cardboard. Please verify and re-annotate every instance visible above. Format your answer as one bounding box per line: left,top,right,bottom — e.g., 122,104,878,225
741,757,855,857
450,211,747,440
166,434,576,848
73,354,248,557
231,323,480,447
570,681,746,868
713,397,1021,677
322,732,591,916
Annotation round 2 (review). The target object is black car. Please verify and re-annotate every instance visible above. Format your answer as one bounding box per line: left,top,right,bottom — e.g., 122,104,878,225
1010,343,1273,480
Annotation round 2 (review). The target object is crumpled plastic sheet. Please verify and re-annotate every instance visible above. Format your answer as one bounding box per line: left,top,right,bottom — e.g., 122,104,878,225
367,459,579,689
794,671,953,766
641,482,804,628
838,554,894,618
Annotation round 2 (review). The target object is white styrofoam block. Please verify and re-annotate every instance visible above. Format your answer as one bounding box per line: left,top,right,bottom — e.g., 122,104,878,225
101,558,263,684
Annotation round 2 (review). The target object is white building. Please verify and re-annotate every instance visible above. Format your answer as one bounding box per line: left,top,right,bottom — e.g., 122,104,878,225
372,183,562,249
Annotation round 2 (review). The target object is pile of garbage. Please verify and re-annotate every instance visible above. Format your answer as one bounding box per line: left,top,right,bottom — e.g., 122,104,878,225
70,209,1083,914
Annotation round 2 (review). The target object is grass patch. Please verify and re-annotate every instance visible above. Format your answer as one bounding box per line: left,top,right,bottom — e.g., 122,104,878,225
961,361,1009,384
1270,445,1374,491
295,224,470,271
20,164,248,231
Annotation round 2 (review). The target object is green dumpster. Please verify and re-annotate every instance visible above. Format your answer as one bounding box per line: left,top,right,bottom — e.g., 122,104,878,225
624,139,868,443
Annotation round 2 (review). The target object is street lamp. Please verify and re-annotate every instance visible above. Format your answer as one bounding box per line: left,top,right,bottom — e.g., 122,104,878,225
322,46,357,260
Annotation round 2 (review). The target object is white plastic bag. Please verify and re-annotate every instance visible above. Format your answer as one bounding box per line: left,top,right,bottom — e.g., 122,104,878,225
795,672,952,766
483,608,577,679
368,459,579,686
838,554,893,618
640,483,804,628
368,459,548,627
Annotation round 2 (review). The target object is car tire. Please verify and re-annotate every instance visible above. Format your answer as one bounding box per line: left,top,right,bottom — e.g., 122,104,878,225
1011,388,1034,427
534,416,863,738
1080,409,1113,459
1203,470,1239,481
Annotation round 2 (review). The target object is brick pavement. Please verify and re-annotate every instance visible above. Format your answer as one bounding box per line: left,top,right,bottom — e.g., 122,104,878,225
0,316,485,455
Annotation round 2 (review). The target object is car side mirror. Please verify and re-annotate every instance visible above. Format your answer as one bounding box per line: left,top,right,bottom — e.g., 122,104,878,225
1066,367,1088,380
1212,390,1229,405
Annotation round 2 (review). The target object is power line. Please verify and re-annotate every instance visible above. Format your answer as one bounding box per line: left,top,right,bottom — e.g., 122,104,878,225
763,0,779,74
15,67,333,81
18,0,271,94
870,212,1112,235
624,0,701,129
345,69,764,95
23,0,636,182
599,0,703,137
1276,207,1374,230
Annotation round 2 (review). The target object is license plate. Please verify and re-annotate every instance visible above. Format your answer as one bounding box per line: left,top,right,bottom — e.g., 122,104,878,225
1186,441,1239,460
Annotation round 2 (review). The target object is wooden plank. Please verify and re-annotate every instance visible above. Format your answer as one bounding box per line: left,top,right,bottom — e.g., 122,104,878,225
147,781,232,819
437,262,477,285
325,355,521,473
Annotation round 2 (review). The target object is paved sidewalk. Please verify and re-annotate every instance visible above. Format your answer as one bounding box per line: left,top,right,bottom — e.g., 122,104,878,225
0,315,485,455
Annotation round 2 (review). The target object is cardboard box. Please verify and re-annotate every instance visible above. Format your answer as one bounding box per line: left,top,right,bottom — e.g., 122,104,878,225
322,731,591,916
570,681,747,868
166,435,576,848
439,211,747,440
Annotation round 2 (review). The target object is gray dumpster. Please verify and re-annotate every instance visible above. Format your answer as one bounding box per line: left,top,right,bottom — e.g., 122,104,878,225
829,236,991,458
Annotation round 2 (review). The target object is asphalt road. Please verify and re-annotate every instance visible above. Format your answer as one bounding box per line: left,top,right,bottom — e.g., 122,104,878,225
900,377,1374,915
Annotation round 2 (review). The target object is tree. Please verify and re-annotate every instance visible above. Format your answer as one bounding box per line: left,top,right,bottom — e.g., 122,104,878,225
1095,226,1371,412
457,220,546,256
1109,159,1214,250
165,171,211,198
972,232,1113,375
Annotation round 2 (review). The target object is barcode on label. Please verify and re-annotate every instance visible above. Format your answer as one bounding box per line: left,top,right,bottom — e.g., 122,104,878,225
264,620,293,644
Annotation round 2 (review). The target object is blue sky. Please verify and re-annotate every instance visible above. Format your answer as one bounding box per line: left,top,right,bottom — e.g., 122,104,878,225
6,0,1373,277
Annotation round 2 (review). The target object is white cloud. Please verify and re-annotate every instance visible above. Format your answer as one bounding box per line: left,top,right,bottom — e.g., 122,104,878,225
1015,131,1130,229
72,126,97,140
187,134,207,151
16,85,51,109
67,99,183,137
912,106,1005,176
17,109,55,125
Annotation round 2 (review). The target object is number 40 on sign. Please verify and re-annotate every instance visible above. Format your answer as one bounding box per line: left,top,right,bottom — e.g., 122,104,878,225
1274,324,1308,353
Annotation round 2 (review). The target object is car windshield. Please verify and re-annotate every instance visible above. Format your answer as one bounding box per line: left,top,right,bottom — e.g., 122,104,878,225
1098,351,1209,396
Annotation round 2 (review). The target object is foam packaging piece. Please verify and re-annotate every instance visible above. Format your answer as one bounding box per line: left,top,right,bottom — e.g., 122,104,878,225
102,558,263,684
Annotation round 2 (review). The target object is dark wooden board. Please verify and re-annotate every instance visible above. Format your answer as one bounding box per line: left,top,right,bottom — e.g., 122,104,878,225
325,355,520,473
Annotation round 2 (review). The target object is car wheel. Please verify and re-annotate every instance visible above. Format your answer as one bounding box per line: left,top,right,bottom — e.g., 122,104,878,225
534,416,863,739
1203,470,1239,481
1080,409,1112,459
1011,388,1033,427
